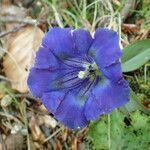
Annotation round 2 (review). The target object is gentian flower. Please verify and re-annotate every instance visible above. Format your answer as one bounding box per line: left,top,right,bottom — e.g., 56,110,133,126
27,27,130,129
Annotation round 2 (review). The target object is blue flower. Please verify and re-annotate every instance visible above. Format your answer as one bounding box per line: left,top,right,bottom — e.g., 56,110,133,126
27,27,130,129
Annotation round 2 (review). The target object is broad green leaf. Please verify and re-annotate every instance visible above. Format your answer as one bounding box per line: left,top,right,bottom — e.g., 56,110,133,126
89,110,150,150
122,39,150,72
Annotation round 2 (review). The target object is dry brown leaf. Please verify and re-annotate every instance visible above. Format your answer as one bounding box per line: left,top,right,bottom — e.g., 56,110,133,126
3,26,44,93
39,104,49,113
56,140,62,150
78,143,86,150
61,128,68,142
5,133,25,150
122,23,140,34
1,3,44,93
71,137,78,150
29,116,45,142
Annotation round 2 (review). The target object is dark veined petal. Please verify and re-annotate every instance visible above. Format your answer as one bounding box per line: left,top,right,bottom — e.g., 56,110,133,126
89,28,122,67
33,27,93,71
34,46,59,69
27,67,58,98
73,29,93,54
42,27,76,58
27,66,84,98
42,91,88,129
84,79,129,120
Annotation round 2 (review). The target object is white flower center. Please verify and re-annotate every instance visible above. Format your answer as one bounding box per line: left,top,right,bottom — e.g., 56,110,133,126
78,71,87,79
78,62,101,79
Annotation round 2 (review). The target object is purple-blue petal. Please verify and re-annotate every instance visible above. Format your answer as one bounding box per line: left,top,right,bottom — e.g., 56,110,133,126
55,92,88,129
84,92,102,120
27,68,57,98
89,28,122,67
73,29,93,54
42,90,88,129
41,91,63,114
42,27,76,58
34,46,59,69
84,79,129,120
101,61,123,81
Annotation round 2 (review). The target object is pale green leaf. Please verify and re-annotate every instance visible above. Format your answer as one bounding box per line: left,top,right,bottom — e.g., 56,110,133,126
122,39,150,72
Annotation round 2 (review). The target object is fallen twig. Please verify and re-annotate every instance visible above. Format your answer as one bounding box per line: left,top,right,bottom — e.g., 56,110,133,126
0,16,37,25
43,127,63,144
0,111,23,124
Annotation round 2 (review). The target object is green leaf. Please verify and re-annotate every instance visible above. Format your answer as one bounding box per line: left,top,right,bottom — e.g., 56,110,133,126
122,39,150,72
88,110,150,150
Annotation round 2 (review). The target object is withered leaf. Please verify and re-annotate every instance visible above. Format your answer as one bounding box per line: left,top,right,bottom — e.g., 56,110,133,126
3,26,44,93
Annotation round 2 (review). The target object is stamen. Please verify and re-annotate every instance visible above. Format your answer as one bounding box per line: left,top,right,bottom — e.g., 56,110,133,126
78,71,87,79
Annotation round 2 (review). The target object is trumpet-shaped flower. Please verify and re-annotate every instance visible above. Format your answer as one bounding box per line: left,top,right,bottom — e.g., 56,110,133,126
27,27,129,129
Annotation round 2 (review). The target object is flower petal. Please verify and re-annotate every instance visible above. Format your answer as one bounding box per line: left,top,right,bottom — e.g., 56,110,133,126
27,66,83,98
41,91,64,114
42,27,75,58
34,46,59,69
84,79,129,120
101,61,123,81
73,29,93,54
55,92,88,129
42,90,88,129
42,91,86,129
27,68,57,98
89,28,122,67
